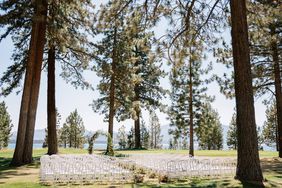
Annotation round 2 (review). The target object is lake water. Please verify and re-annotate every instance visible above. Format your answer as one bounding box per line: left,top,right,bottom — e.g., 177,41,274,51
7,143,170,150
7,143,108,150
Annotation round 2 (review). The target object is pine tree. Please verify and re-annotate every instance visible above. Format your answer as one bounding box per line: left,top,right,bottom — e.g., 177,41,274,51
127,13,166,149
140,119,150,149
62,109,85,149
262,102,278,151
0,1,94,95
164,0,223,156
196,103,223,150
230,0,263,183
131,37,165,149
248,0,282,157
46,0,93,155
1,0,49,166
58,124,69,148
215,0,282,158
0,0,94,165
92,0,166,151
127,127,135,149
168,65,189,150
117,125,127,149
93,1,136,155
149,110,162,149
227,113,237,150
168,42,213,154
0,102,13,149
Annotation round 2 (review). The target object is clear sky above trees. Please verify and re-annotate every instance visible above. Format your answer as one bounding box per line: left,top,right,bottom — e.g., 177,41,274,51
0,35,268,133
0,0,269,133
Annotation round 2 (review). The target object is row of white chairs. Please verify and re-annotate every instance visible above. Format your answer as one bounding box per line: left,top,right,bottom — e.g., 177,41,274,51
40,154,133,184
125,154,236,178
166,158,236,178
40,154,237,184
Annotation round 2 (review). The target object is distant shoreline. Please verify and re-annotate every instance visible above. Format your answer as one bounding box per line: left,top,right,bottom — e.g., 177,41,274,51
7,142,108,150
8,140,109,144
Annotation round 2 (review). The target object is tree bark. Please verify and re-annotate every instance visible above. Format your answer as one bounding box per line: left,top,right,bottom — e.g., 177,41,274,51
69,134,72,148
47,46,58,155
272,39,282,157
10,0,48,166
75,127,77,148
23,19,47,164
134,111,141,149
230,0,263,183
276,119,279,152
188,59,194,157
106,27,117,155
134,86,141,149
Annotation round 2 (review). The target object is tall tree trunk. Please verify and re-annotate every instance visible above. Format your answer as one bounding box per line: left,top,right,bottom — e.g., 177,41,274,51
134,111,141,149
230,0,263,183
272,39,282,157
23,3,48,163
276,123,279,152
154,127,157,149
10,7,40,167
10,0,48,166
69,134,72,148
188,59,194,157
134,87,141,149
47,46,58,155
106,27,117,155
75,128,77,148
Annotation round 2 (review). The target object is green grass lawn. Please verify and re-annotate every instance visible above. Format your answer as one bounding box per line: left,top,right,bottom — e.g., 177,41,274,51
114,149,278,157
0,148,281,188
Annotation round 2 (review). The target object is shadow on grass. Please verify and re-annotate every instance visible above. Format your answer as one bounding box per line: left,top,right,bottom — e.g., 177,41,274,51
261,159,282,174
136,178,237,188
0,157,12,171
0,156,41,181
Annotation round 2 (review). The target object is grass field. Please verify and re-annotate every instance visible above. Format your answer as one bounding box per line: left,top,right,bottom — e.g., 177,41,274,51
0,148,281,187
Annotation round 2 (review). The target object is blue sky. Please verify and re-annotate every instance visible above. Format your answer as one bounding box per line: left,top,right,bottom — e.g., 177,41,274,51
0,36,268,134
0,1,268,133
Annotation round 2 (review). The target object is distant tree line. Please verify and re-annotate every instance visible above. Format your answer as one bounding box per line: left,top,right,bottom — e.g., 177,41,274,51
117,110,162,150
43,109,85,149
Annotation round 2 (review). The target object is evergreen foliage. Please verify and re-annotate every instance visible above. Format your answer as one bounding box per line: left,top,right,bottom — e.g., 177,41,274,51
168,41,214,151
227,113,237,150
215,1,282,100
127,126,135,149
58,123,69,148
149,110,162,149
0,101,13,149
164,0,222,155
262,102,278,150
59,109,85,149
0,0,94,95
214,1,282,100
196,103,223,150
117,125,127,149
92,0,166,150
140,119,150,149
